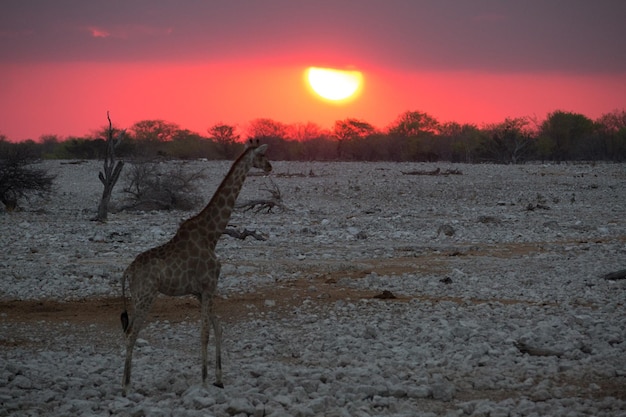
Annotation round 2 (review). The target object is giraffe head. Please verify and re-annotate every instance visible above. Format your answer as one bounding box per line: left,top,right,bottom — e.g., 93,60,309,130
247,141,272,173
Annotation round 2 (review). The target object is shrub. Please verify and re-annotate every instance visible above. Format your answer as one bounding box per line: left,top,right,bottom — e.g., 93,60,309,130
122,161,206,211
0,140,55,211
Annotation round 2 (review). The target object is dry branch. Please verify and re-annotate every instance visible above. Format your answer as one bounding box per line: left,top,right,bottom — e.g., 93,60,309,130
223,227,267,241
236,199,280,213
236,177,285,213
402,168,463,176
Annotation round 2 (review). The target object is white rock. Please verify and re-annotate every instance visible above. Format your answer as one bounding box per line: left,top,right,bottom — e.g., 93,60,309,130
182,385,215,409
226,398,256,415
274,394,292,407
431,381,456,402
12,375,32,389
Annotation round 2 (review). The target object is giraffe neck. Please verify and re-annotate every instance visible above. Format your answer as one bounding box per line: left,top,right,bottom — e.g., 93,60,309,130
191,148,255,249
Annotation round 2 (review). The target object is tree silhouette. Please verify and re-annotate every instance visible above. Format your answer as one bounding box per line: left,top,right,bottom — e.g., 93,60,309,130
480,117,535,164
540,111,595,161
288,122,327,142
596,110,626,161
208,123,240,159
334,118,376,141
334,118,376,159
247,118,288,139
128,120,181,158
387,110,439,138
131,120,180,142
3,108,626,163
438,122,482,163
597,110,626,133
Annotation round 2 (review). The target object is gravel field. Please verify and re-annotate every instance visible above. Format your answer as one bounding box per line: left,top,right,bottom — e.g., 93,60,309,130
1,159,625,416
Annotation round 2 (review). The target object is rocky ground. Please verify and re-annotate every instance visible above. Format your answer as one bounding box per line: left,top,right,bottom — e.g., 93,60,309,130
1,159,625,416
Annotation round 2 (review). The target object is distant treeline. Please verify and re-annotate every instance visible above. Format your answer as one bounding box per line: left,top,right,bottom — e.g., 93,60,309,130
2,109,625,163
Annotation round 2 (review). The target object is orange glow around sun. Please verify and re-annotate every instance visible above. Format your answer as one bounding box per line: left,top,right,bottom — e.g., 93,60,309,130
306,67,363,102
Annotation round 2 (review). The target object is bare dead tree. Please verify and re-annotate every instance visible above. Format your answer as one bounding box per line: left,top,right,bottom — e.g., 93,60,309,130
94,111,125,222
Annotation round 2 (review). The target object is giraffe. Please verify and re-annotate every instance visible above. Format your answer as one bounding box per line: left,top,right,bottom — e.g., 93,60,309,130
120,141,272,395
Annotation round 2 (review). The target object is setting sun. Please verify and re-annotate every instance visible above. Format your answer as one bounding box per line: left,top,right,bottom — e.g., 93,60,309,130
306,67,363,102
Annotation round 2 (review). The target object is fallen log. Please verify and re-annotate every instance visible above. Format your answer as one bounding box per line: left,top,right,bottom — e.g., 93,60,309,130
514,341,563,358
603,269,626,280
402,168,462,176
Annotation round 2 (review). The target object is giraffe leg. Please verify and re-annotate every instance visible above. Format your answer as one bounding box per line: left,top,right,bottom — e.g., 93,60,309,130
210,305,224,388
122,293,155,396
200,294,224,388
211,260,223,388
200,293,210,387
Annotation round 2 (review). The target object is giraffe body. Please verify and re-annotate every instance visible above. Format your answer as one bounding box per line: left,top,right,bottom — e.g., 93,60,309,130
120,143,271,395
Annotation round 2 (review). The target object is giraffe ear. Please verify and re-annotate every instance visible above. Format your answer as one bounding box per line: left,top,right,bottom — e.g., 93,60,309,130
255,144,268,155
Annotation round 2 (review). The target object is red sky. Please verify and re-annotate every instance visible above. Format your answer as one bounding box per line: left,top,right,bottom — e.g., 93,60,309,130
1,1,625,141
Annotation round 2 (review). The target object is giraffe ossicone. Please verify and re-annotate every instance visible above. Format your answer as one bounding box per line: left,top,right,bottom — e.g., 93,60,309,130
120,141,271,395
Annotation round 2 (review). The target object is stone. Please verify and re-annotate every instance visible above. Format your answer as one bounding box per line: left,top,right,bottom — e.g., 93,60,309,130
431,381,456,402
12,375,32,389
226,398,256,416
407,385,431,399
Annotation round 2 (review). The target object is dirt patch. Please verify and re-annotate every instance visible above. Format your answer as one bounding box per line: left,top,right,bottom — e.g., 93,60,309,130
1,272,555,341
0,278,380,335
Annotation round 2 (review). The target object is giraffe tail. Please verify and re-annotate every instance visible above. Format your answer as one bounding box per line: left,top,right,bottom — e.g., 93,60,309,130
120,270,130,333
121,311,129,333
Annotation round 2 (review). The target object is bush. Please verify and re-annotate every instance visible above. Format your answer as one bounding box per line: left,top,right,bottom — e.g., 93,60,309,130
0,140,55,211
121,161,206,211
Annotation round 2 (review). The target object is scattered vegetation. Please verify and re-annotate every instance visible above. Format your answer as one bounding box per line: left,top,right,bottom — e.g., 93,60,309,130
236,177,285,213
121,161,206,211
2,109,625,163
0,136,55,211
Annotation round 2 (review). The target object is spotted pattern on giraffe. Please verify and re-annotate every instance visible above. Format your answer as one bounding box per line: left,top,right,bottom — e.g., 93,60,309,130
120,142,272,395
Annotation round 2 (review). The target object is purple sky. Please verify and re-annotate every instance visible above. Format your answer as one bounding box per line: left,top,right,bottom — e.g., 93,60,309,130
3,0,625,72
